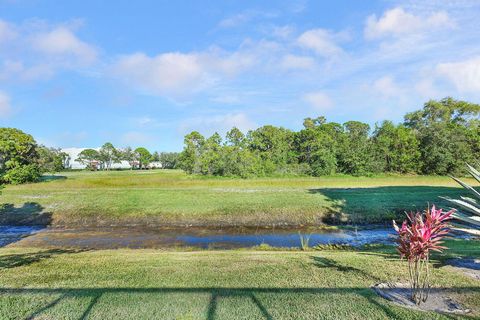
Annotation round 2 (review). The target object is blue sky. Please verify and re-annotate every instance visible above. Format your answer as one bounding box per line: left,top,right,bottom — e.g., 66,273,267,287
0,0,479,151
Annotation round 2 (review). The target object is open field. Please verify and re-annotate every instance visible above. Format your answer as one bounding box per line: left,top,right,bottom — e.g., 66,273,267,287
1,170,477,227
0,239,478,319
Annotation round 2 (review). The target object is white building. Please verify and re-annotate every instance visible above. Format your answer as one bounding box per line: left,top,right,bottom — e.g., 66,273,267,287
62,147,133,170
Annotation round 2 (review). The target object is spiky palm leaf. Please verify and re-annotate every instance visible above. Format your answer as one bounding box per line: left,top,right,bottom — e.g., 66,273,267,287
442,164,480,231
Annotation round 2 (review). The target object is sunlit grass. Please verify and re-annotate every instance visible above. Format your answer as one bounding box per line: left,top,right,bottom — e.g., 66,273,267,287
1,170,477,226
0,239,478,319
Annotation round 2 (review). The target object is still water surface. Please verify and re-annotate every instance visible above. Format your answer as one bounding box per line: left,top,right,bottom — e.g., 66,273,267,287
0,225,395,249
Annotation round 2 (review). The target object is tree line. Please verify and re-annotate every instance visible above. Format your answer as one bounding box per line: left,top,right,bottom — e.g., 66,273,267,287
76,145,179,170
0,129,178,184
177,98,480,177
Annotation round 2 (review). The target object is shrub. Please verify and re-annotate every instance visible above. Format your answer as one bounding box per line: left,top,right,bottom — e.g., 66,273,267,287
393,205,453,305
2,164,41,184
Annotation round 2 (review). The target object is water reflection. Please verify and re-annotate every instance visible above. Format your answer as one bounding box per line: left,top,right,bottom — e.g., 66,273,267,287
4,226,396,249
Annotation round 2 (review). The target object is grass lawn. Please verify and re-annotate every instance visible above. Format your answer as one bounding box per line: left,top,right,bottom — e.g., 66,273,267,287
0,170,477,227
0,239,478,319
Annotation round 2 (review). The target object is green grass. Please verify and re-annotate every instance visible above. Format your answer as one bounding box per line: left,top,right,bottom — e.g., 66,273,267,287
0,239,478,319
1,170,477,227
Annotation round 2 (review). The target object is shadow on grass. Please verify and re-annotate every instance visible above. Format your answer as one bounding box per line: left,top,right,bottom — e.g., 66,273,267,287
309,186,465,224
0,249,87,270
1,286,478,320
0,202,52,226
39,175,67,182
311,256,384,282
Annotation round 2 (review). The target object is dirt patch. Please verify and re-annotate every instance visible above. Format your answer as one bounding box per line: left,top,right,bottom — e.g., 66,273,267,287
446,258,480,280
373,282,470,314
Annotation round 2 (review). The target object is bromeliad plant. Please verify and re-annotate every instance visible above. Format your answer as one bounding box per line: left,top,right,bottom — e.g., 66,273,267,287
393,205,453,305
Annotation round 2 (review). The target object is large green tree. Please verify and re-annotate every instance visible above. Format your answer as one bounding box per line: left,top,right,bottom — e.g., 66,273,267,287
405,97,480,175
99,142,120,170
178,131,205,174
337,121,378,175
134,147,152,169
76,149,101,170
37,146,69,173
372,121,420,173
0,128,40,184
294,118,340,176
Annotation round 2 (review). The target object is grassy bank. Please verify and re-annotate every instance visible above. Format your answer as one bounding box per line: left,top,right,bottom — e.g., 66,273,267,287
0,239,478,319
0,170,476,227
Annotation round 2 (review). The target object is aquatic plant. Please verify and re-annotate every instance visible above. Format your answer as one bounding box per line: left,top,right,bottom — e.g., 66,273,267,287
393,205,453,305
442,163,480,232
298,232,312,251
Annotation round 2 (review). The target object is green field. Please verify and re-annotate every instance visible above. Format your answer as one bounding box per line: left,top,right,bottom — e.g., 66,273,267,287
0,170,477,227
0,240,478,319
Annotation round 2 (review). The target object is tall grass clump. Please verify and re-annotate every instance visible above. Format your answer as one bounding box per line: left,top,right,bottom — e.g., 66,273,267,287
298,232,312,251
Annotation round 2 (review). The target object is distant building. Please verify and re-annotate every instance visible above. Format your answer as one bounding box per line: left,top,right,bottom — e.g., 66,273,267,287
148,161,163,169
62,147,132,170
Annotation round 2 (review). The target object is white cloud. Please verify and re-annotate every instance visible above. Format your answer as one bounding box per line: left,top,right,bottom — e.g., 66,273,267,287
365,7,453,40
113,52,207,96
218,10,278,28
302,91,333,111
372,76,401,98
0,91,12,117
112,48,256,98
271,25,295,39
0,19,16,43
297,28,345,58
179,112,256,135
280,54,315,70
0,60,54,81
436,56,480,93
219,13,251,28
415,78,439,98
121,131,154,145
0,20,98,82
31,26,97,64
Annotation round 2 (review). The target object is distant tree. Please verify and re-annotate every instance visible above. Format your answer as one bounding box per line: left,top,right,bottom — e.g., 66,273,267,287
405,97,480,175
121,147,138,169
0,128,40,184
37,146,68,173
135,147,152,169
76,149,101,170
372,121,420,173
337,121,379,175
225,127,246,148
99,142,120,170
294,118,339,176
247,125,295,173
158,152,179,169
60,151,71,169
178,131,205,174
151,151,160,162
198,132,224,175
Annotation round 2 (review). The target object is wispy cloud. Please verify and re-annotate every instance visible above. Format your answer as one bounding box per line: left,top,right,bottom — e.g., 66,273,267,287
0,19,98,82
297,28,346,58
218,10,278,28
302,91,333,111
0,90,12,118
179,112,256,136
364,7,453,40
436,56,480,93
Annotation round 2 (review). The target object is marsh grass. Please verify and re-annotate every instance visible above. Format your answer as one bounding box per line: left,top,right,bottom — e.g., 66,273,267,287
298,232,312,251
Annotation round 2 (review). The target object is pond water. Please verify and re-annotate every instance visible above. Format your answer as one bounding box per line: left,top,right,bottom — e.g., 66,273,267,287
1,226,397,249
0,226,44,247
